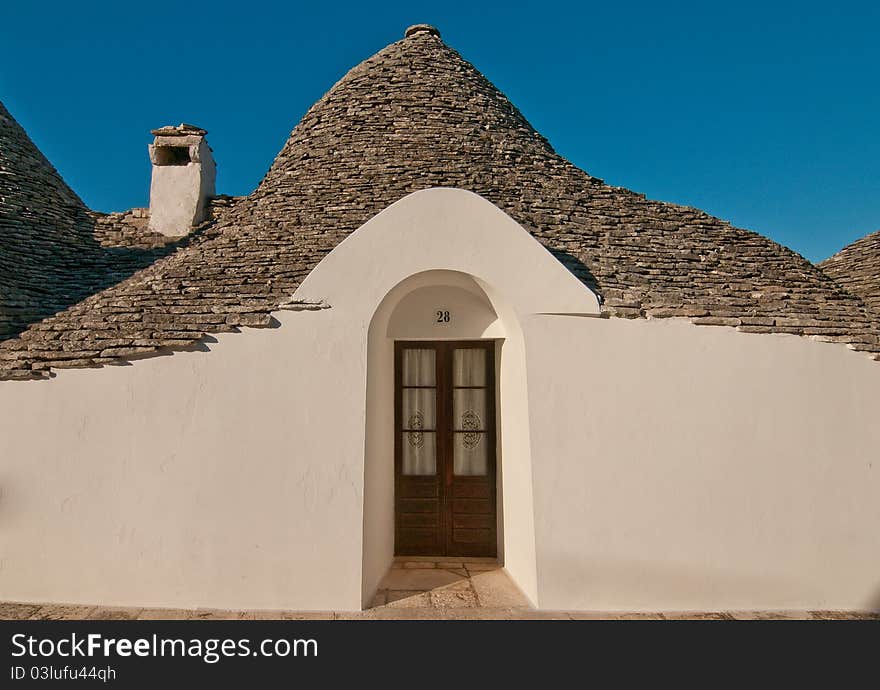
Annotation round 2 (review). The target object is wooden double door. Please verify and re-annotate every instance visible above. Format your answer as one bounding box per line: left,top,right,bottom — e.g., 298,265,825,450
394,340,497,557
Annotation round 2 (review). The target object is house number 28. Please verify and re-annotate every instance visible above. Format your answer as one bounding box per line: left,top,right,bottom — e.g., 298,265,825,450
436,310,450,323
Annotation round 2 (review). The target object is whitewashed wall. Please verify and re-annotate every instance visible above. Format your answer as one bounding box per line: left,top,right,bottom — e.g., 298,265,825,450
0,310,365,610
525,315,880,612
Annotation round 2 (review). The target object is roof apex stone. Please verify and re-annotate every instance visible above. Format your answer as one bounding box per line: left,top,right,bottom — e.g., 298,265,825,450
405,24,441,38
150,123,208,137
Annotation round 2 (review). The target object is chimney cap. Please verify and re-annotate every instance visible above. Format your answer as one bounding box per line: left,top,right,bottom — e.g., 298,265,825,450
405,24,440,39
150,123,208,137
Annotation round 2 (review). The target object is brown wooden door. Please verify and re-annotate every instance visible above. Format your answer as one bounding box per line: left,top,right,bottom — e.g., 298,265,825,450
394,341,497,558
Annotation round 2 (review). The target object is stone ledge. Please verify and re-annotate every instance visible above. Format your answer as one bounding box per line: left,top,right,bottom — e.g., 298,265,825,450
1,601,876,621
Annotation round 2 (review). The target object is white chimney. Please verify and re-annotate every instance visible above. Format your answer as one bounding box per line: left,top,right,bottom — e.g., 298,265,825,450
147,123,216,237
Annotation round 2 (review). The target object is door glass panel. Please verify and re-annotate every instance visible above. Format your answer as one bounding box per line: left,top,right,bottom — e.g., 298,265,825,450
453,389,486,431
402,348,435,386
453,431,487,476
402,432,436,475
402,388,436,430
453,348,486,387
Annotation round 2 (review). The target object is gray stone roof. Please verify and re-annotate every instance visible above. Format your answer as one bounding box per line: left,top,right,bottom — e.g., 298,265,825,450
819,229,880,317
2,28,879,380
0,101,183,343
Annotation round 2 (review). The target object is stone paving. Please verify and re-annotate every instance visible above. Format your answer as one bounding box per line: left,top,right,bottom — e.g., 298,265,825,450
1,559,878,620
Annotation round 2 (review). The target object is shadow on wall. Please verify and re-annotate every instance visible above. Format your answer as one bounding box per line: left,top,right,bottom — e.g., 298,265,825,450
869,584,880,613
546,248,602,301
0,210,194,341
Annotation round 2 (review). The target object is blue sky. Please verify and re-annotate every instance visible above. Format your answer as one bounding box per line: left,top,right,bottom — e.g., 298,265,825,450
1,1,877,262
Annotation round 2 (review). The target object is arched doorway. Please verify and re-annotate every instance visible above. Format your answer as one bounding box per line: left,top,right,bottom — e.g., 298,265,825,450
384,274,502,557
364,270,508,566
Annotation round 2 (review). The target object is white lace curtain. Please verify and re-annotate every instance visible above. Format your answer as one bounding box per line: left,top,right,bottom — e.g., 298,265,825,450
453,349,487,476
402,348,436,475
400,347,489,476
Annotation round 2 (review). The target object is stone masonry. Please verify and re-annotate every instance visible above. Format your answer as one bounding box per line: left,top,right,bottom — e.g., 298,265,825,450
819,229,880,318
1,25,879,380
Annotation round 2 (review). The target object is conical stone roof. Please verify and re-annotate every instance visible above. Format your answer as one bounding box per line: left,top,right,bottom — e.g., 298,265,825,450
0,101,179,342
819,229,880,316
2,27,879,379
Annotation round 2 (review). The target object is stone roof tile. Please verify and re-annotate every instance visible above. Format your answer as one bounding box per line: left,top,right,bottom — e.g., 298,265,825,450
0,101,190,343
818,229,880,317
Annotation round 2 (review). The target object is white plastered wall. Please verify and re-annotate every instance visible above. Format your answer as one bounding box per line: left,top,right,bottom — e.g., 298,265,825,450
0,311,365,611
524,315,880,612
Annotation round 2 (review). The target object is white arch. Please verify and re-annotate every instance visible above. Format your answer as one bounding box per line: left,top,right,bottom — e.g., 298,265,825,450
293,187,600,317
291,188,600,608
385,278,502,339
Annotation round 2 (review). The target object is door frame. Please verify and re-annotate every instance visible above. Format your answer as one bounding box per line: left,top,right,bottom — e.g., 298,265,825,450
393,339,498,557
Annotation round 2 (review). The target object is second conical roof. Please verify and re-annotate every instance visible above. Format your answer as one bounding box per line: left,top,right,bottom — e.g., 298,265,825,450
820,229,880,315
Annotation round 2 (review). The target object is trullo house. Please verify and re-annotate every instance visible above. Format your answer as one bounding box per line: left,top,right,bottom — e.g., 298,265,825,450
1,25,878,613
